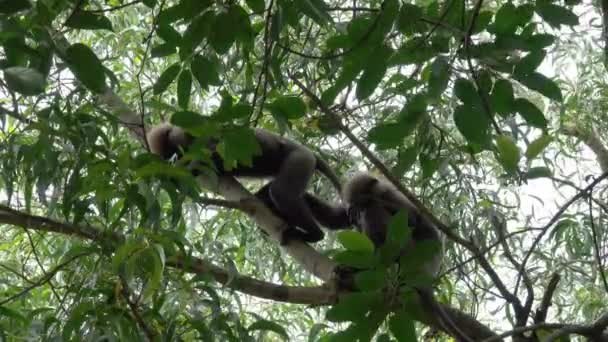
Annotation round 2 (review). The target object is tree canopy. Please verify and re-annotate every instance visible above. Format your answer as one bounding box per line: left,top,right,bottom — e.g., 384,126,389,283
1,0,608,340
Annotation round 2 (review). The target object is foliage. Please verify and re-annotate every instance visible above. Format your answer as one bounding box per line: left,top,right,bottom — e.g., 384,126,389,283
0,0,607,340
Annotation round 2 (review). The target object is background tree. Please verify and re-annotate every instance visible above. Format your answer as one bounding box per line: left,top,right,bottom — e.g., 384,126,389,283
0,0,607,340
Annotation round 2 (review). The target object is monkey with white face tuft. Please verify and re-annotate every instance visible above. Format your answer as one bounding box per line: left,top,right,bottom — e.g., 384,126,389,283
146,123,350,244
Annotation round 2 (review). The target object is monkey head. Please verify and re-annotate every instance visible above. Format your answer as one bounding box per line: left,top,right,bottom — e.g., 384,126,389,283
147,123,193,160
342,172,382,223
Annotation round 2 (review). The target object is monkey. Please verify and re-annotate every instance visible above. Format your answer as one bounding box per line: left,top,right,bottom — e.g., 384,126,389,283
340,172,472,342
146,122,349,244
342,172,441,274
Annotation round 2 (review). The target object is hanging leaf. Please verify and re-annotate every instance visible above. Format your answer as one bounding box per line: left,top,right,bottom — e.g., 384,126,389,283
65,43,107,93
65,11,113,31
496,135,520,172
397,4,425,35
0,0,31,14
453,104,491,146
177,70,192,109
337,231,375,253
269,96,307,120
492,2,519,34
513,72,562,102
514,50,546,75
428,56,450,99
491,79,515,116
248,319,289,340
246,0,265,12
525,166,553,179
153,63,180,95
356,45,391,100
190,55,220,90
389,310,417,342
514,98,547,129
525,134,552,159
535,2,579,28
3,67,46,95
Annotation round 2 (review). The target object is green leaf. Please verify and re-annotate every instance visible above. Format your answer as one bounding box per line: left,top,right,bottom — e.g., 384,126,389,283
514,98,547,129
513,72,562,102
337,230,375,252
63,302,95,341
368,122,406,149
141,244,165,300
151,43,177,58
387,210,411,249
142,0,157,8
397,4,425,35
219,127,262,170
454,78,481,107
157,24,182,45
356,45,391,100
153,63,180,95
112,240,146,273
65,11,113,31
354,268,387,291
191,55,220,90
496,135,520,173
376,0,399,37
326,292,378,322
535,2,579,28
389,310,417,342
269,96,307,120
177,70,192,109
0,306,26,322
334,250,376,269
525,134,553,159
471,11,493,34
209,11,237,54
393,146,419,176
246,0,265,13
492,2,519,34
0,0,31,14
180,12,212,59
248,320,289,340
295,0,333,27
428,56,450,99
514,50,546,75
525,166,553,179
3,66,45,95
65,43,107,93
453,104,491,145
491,79,515,116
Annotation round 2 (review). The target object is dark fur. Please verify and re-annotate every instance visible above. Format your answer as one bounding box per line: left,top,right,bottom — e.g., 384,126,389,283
147,123,348,244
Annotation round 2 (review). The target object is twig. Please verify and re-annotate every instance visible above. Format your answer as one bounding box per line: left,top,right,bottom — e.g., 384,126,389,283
516,172,608,299
119,276,157,341
0,252,90,306
587,195,608,293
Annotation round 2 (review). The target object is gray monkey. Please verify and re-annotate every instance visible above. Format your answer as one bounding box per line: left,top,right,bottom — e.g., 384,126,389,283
342,172,472,342
147,123,349,244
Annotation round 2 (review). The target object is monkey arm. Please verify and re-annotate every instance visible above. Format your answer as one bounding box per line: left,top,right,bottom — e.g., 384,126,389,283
304,194,350,230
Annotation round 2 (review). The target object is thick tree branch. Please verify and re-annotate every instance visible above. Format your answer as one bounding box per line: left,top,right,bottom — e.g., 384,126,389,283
41,27,500,340
562,123,608,173
534,273,561,324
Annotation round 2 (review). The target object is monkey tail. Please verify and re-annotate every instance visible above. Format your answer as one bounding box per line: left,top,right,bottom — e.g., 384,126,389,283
417,289,473,342
315,156,343,194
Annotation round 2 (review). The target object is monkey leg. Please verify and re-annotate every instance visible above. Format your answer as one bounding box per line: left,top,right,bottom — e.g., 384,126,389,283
269,148,325,244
